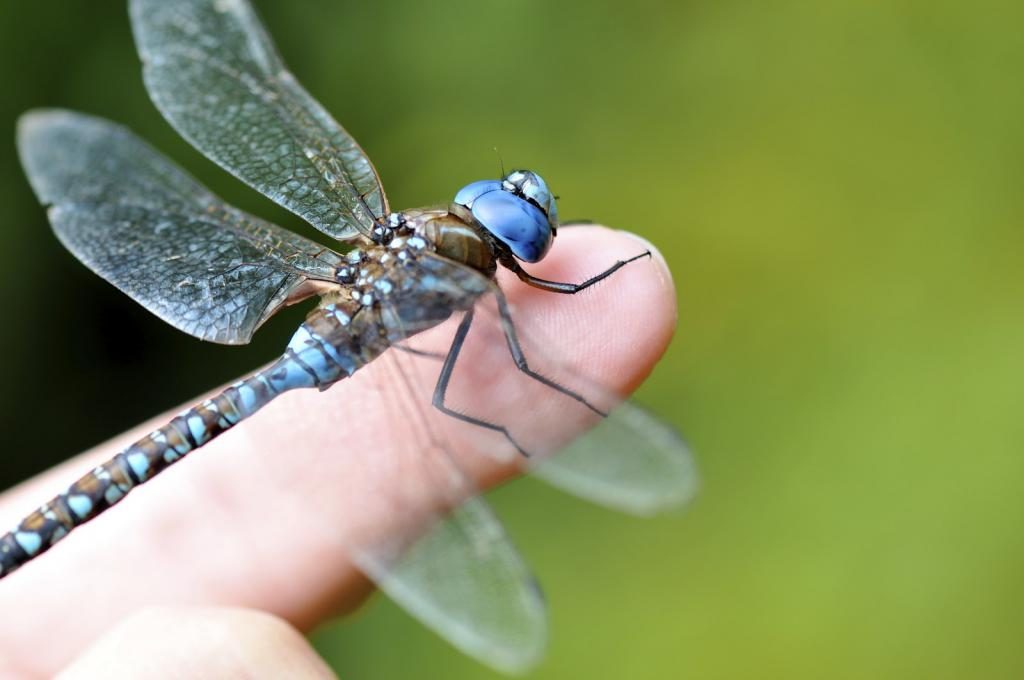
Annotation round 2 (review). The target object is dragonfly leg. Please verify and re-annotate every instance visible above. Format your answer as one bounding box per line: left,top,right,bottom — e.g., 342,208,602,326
493,288,606,417
433,308,531,457
394,344,446,361
506,250,651,294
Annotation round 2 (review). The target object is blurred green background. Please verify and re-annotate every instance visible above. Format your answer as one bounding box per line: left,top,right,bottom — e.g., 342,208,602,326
2,1,1023,677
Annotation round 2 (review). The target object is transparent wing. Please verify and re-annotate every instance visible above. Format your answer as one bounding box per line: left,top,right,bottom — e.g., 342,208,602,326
333,253,546,672
130,0,387,242
17,109,341,345
530,396,698,516
403,253,699,515
340,252,693,672
463,306,699,514
355,497,546,674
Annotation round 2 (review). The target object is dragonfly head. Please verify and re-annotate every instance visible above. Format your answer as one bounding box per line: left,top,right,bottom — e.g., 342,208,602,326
453,170,558,263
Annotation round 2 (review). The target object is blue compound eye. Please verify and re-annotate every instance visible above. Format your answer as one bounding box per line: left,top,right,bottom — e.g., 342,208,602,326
453,180,503,209
453,171,558,263
454,186,552,262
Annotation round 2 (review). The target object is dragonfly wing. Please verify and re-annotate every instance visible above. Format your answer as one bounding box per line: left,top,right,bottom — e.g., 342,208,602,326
317,253,547,672
354,496,546,674
130,0,387,242
401,252,699,516
18,109,340,345
530,400,699,516
344,250,693,670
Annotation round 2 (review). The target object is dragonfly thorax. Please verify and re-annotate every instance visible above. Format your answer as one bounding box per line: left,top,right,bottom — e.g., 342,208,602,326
453,170,558,264
389,206,497,276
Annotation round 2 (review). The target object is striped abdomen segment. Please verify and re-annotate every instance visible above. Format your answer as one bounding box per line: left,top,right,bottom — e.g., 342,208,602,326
0,373,281,578
0,304,369,578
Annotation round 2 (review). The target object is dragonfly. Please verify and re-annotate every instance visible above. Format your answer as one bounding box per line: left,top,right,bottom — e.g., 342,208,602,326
3,0,696,672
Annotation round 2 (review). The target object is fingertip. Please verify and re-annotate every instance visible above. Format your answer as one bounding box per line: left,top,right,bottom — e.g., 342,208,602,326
501,224,679,391
533,224,676,320
613,230,677,307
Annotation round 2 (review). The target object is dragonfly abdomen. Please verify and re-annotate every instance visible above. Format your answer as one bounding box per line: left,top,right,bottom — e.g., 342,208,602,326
0,305,383,578
0,374,276,576
0,347,321,579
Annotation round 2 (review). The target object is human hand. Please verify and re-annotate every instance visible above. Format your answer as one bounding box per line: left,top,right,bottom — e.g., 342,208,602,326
0,226,677,678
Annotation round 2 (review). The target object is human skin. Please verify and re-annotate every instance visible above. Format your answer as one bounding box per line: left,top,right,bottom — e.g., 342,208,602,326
0,227,678,679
